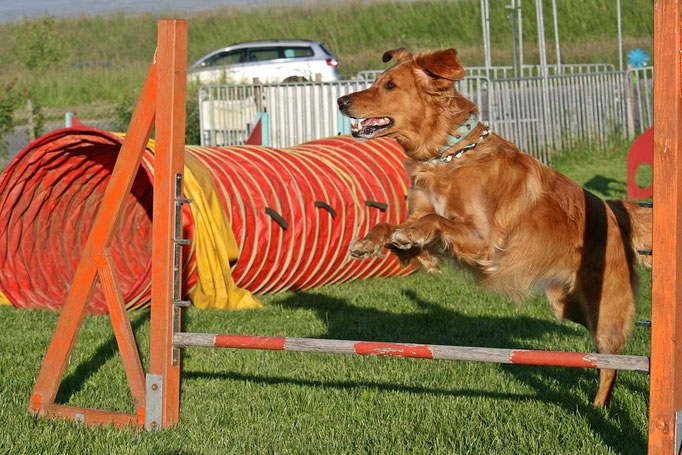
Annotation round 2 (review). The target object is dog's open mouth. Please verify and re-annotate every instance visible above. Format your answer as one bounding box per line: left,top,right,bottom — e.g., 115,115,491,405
350,117,393,138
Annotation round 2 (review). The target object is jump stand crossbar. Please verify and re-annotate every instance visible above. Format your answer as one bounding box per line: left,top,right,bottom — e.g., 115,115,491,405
26,8,682,453
172,333,649,372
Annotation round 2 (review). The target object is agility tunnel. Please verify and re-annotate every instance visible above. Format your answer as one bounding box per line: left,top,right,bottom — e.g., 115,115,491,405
0,128,411,314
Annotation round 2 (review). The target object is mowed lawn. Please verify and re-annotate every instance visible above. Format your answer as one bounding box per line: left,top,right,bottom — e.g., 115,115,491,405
0,140,652,454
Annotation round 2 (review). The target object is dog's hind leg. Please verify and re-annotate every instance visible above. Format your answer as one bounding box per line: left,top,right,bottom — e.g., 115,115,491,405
591,292,634,407
545,285,618,406
581,269,636,407
593,370,617,408
546,274,634,407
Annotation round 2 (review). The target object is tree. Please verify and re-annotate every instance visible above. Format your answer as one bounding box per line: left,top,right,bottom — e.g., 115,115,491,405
13,13,69,71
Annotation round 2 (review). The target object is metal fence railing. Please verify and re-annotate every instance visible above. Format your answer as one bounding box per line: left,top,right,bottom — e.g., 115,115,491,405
356,63,617,82
199,77,492,150
199,80,374,147
199,68,646,164
626,66,654,135
3,65,646,169
491,71,630,163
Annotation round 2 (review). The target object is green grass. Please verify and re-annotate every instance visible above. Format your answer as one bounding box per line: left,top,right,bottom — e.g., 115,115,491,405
0,0,654,107
551,136,650,200
0,141,652,454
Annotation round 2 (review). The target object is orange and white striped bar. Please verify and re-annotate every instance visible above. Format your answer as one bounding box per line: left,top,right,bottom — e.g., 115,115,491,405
173,333,649,372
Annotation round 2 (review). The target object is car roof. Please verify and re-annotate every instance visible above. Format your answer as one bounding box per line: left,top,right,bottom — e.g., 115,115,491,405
230,39,320,47
209,40,323,53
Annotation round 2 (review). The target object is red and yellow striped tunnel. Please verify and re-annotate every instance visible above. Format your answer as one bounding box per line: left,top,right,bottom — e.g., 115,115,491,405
0,128,411,313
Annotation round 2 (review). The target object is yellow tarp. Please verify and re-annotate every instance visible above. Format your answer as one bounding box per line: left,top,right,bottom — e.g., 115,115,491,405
183,153,261,310
0,291,11,306
115,133,260,310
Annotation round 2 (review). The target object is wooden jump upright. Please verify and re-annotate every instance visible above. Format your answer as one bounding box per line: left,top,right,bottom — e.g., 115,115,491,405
648,1,682,453
28,19,186,429
26,3,682,453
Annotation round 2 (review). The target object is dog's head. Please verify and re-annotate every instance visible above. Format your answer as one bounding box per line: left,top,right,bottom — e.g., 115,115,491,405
338,48,476,159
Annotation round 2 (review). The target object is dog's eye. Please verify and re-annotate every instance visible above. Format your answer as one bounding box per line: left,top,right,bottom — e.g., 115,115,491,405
384,80,396,90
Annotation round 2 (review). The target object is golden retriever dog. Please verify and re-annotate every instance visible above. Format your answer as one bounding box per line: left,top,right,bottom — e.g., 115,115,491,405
337,48,651,407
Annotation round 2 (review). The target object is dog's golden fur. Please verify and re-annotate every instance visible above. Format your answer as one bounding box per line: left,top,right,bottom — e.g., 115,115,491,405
338,48,652,407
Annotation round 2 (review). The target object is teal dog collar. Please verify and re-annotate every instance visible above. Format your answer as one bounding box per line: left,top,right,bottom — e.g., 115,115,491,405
437,113,480,155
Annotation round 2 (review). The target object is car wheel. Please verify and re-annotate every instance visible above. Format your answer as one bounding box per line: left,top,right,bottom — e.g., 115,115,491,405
283,76,308,83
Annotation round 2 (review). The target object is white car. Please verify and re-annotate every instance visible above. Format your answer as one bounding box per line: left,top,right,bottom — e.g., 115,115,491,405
189,40,342,84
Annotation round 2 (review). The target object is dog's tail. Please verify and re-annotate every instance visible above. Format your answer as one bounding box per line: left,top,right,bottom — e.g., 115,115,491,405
619,200,652,268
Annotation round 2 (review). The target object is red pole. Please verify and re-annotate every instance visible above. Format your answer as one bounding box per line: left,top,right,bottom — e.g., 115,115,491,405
649,0,682,453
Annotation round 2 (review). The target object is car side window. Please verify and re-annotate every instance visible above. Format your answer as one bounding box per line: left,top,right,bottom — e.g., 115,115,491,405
248,48,281,62
202,50,243,68
282,47,314,58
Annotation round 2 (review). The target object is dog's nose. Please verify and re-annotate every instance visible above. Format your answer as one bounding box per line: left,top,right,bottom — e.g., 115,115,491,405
337,95,352,109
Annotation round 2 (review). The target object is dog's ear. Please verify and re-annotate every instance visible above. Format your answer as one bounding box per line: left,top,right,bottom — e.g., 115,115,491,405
415,49,466,88
382,48,413,64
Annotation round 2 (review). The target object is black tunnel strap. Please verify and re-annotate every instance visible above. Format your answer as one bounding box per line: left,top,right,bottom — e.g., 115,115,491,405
637,201,652,208
365,200,388,211
315,201,337,218
265,207,289,230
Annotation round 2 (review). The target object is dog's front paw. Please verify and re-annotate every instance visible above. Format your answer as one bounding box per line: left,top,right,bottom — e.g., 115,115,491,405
349,237,383,259
390,228,420,250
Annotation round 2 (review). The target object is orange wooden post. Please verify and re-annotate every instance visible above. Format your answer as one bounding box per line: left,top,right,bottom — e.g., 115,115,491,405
148,19,187,429
649,1,682,453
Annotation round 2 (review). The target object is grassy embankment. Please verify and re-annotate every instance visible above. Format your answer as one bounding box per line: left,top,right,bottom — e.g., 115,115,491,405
0,0,653,108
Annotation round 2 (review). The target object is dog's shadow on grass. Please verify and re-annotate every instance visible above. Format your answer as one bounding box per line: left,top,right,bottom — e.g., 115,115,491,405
191,287,646,453
583,175,627,198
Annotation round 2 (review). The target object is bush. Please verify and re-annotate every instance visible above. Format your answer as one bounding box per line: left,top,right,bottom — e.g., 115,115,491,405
0,80,23,160
114,93,135,133
13,13,70,71
27,96,45,140
186,97,201,145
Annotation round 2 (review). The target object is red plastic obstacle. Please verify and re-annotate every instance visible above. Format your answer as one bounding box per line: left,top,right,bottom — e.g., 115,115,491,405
627,127,653,199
